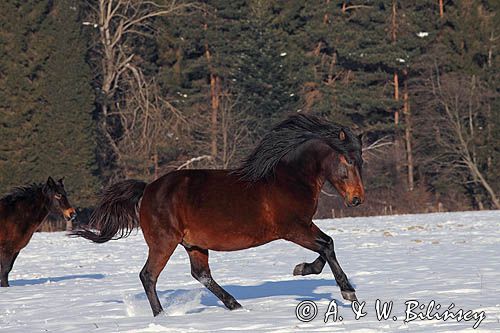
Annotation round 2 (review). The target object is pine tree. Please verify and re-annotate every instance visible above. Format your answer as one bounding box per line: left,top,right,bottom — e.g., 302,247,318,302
0,0,51,192
270,1,401,132
156,0,300,163
210,0,299,124
415,0,500,208
32,0,100,206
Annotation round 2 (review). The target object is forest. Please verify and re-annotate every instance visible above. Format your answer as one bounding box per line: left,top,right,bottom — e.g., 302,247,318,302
0,0,498,229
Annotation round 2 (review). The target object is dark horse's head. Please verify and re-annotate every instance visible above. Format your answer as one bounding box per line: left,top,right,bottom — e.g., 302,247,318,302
319,130,364,207
236,114,365,207
43,177,77,221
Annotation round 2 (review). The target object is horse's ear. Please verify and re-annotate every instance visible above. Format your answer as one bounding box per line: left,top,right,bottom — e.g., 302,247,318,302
358,133,363,143
43,177,56,194
339,130,346,141
46,176,56,188
58,177,65,184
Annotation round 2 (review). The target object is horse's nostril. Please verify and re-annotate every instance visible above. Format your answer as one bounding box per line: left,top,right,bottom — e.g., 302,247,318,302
352,197,361,206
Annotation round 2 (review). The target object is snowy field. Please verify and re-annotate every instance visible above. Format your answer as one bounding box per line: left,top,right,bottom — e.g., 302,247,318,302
0,211,499,332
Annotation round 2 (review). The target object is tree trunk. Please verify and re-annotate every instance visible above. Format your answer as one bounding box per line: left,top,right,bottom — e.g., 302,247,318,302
100,103,122,167
488,31,494,68
391,2,405,185
468,160,500,209
486,104,492,170
204,22,219,159
394,72,399,125
210,73,219,157
391,2,399,125
393,72,402,177
403,69,414,191
174,47,183,83
391,1,397,43
323,0,330,24
439,0,444,18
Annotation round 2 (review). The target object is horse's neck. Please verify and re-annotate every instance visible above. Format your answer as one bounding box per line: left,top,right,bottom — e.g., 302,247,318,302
275,146,327,200
28,191,50,225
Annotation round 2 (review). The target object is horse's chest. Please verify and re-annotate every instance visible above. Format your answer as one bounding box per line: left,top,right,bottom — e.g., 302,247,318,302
0,220,38,251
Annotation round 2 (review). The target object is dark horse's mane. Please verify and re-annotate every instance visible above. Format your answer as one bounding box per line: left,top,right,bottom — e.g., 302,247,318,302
0,183,44,205
235,114,362,182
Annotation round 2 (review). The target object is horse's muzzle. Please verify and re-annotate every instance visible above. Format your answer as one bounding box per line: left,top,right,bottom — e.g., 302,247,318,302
64,209,77,221
346,196,363,207
351,197,362,207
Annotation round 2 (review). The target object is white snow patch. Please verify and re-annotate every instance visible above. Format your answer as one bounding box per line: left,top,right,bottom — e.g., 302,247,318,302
0,211,498,332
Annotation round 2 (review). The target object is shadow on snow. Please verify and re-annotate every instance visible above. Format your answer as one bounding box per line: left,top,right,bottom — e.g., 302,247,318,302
9,273,105,286
130,278,355,314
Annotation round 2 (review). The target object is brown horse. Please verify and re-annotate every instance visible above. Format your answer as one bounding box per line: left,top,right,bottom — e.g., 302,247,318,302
0,177,76,287
73,114,365,316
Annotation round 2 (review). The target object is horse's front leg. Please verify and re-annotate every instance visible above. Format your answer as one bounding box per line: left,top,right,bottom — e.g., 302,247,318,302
1,251,19,287
286,222,357,302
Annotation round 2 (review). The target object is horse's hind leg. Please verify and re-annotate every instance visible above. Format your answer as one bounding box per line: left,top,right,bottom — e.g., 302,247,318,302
1,251,19,287
140,241,178,316
185,247,242,310
293,256,326,276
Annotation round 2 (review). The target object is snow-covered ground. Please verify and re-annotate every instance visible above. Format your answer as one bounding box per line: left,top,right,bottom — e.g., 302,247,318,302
0,211,499,332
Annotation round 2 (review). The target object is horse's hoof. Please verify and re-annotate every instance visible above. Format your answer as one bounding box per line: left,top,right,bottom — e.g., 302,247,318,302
341,290,358,302
293,263,306,276
152,309,164,317
228,301,242,310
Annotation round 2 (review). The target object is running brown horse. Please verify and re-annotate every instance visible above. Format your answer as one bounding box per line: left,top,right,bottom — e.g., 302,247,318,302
0,177,77,287
73,114,365,316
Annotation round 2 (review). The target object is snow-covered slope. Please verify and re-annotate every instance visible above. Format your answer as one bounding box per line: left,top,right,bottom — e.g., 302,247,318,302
0,211,499,332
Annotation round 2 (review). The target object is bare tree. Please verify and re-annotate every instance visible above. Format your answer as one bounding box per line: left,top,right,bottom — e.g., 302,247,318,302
86,0,191,179
428,69,499,209
218,91,250,168
117,72,186,179
170,89,251,171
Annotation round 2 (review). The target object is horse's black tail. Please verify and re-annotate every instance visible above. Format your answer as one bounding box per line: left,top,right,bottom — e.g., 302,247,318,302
71,180,147,243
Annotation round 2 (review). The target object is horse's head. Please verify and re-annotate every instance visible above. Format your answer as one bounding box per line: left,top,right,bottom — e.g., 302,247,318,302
322,130,365,207
236,113,366,208
43,177,77,221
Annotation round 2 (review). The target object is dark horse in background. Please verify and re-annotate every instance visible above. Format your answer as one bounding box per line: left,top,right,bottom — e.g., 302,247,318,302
0,177,76,287
73,114,365,316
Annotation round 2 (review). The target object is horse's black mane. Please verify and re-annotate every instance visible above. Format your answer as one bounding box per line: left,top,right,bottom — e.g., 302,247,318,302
235,114,361,182
0,183,44,205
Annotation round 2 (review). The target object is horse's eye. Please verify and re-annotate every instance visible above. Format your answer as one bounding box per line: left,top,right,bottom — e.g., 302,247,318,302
54,194,62,200
339,164,348,178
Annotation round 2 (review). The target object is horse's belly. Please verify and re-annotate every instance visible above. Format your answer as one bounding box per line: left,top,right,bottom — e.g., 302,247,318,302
182,218,278,251
211,233,276,251
185,235,276,251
